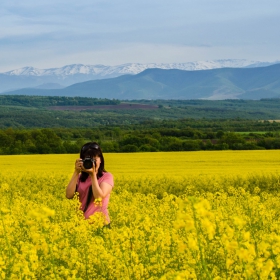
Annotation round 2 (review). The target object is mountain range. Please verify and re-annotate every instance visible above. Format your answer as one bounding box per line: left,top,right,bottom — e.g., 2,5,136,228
0,59,278,94
3,63,280,100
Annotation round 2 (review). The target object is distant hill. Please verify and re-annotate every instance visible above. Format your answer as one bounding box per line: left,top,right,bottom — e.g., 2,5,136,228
0,59,278,93
34,83,64,89
3,63,280,100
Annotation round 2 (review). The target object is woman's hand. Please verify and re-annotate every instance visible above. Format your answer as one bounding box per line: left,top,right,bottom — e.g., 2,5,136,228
74,159,83,174
66,159,83,199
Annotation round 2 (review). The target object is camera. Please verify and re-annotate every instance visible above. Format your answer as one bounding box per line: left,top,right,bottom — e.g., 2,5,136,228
82,157,96,169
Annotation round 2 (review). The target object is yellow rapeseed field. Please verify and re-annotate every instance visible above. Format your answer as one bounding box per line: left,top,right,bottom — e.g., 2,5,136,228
1,150,280,279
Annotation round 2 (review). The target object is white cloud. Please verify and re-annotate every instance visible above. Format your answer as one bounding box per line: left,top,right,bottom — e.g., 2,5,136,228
0,0,280,71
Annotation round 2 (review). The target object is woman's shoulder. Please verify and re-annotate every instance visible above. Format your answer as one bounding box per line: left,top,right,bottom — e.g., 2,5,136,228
100,172,114,186
102,172,113,179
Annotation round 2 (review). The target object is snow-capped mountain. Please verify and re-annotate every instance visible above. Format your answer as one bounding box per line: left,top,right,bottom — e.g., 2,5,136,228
4,64,280,100
0,59,279,93
4,59,278,77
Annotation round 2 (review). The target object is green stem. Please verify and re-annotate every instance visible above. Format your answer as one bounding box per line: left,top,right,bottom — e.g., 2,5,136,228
191,200,212,280
0,211,12,264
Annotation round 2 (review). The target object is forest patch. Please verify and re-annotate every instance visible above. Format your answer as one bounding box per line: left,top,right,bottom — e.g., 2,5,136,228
47,103,158,111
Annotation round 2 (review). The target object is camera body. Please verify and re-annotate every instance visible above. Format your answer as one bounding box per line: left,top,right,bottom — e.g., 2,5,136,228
82,157,96,169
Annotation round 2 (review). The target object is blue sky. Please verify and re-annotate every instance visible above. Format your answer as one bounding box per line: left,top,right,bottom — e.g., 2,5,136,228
1,0,280,72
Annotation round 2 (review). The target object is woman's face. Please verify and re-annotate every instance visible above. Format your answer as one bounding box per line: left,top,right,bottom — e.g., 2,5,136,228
83,149,102,172
93,156,101,172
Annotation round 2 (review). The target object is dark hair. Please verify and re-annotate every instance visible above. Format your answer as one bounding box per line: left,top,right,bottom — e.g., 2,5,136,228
78,142,106,212
79,142,105,182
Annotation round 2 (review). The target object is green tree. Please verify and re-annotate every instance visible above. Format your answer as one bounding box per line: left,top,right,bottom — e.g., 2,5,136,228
121,144,138,152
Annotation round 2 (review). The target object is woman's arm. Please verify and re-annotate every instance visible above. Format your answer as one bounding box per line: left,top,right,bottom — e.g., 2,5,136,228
90,173,113,200
66,159,82,199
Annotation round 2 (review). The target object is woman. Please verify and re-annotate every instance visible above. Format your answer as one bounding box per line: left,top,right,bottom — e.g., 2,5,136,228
66,142,114,226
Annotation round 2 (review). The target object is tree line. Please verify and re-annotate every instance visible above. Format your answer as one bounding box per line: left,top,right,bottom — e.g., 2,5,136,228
0,95,120,107
1,125,280,155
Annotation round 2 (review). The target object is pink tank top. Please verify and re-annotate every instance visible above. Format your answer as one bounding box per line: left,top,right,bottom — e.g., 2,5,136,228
76,172,114,222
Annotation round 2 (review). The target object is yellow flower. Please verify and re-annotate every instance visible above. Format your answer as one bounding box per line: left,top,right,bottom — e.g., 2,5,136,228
226,258,234,269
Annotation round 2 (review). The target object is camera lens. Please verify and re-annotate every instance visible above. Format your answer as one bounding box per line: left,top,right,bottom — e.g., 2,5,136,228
83,158,93,169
